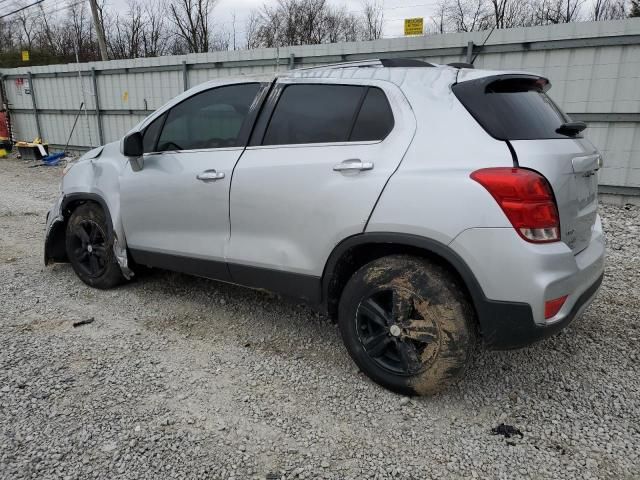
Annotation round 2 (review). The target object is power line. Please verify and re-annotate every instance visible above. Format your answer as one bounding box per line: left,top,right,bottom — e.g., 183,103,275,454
0,0,45,19
9,0,86,21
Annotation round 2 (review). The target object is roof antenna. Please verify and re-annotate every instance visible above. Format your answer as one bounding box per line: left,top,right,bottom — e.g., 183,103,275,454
470,25,496,65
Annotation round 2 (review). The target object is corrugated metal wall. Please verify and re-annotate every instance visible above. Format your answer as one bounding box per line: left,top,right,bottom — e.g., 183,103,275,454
1,18,639,193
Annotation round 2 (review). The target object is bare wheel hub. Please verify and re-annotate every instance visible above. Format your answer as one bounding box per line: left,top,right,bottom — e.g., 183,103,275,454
389,324,402,337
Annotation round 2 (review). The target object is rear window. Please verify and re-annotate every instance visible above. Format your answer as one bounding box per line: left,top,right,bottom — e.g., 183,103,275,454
452,76,577,140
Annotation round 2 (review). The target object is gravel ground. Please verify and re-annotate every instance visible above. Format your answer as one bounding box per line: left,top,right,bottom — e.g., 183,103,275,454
0,155,639,480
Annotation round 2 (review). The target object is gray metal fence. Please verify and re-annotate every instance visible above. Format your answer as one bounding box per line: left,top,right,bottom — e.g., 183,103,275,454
1,18,639,194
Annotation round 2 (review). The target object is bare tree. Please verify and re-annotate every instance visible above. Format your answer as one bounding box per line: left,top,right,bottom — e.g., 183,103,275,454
168,0,218,53
446,0,492,31
15,10,36,51
631,0,640,16
591,0,626,19
106,0,145,59
534,0,585,24
0,19,19,54
245,11,263,49
429,1,448,34
142,3,170,57
67,0,94,57
490,0,508,28
247,0,386,48
36,4,62,55
361,0,384,40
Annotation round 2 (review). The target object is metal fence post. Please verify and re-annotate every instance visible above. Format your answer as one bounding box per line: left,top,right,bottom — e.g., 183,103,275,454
288,53,295,70
466,41,474,63
182,61,189,91
27,71,42,141
91,67,104,145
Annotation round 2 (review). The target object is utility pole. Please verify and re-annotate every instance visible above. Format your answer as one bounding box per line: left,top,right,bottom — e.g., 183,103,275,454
88,0,109,61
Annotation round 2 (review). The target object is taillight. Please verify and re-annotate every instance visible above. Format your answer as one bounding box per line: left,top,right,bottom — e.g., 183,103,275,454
470,168,560,243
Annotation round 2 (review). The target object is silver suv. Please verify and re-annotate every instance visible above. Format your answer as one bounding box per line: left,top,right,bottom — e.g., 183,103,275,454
45,59,605,395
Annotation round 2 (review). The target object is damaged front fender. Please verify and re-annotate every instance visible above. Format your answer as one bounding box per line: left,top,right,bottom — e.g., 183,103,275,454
43,192,134,280
44,193,66,264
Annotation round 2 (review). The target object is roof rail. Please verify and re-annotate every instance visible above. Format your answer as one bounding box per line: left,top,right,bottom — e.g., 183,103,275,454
294,58,434,71
294,59,385,71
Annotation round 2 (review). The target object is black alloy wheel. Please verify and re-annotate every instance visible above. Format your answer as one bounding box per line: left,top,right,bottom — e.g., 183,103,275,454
68,219,108,278
356,287,440,376
65,203,124,289
338,255,475,395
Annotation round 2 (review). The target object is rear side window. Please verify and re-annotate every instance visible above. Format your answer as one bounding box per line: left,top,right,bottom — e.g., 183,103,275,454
262,84,394,146
453,76,575,140
263,84,364,145
350,88,394,141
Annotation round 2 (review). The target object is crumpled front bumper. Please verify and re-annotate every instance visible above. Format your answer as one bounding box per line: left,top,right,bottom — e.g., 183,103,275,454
44,194,66,265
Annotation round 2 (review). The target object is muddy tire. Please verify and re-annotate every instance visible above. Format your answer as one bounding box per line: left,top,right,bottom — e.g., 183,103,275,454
65,203,124,289
338,255,475,396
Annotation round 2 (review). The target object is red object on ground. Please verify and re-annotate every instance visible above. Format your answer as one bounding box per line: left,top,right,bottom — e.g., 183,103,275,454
0,111,9,139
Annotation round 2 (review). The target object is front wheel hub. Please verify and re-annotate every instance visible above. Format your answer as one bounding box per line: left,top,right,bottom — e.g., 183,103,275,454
69,219,107,278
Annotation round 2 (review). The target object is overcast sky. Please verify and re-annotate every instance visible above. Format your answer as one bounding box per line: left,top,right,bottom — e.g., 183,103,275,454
99,0,438,45
217,0,437,41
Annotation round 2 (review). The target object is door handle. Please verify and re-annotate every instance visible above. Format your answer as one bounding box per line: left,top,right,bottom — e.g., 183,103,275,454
196,170,225,181
333,159,374,172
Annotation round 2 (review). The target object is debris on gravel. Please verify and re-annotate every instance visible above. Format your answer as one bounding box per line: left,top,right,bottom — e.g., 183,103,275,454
1,156,639,479
491,424,524,439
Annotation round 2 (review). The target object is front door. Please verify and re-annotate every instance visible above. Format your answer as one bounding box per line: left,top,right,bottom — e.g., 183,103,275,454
120,82,263,278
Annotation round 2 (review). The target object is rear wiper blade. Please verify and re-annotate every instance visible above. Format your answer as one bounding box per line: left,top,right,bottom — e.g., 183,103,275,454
556,121,587,136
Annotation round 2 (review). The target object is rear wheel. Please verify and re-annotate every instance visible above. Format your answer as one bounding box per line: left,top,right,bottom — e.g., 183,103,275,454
65,203,124,289
338,255,475,395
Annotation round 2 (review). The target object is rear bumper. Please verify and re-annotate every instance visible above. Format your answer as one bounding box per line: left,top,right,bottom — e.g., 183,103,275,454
475,273,602,349
450,215,605,349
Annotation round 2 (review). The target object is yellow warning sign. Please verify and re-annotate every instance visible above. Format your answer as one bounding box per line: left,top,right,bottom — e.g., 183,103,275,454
21,50,30,61
404,18,424,36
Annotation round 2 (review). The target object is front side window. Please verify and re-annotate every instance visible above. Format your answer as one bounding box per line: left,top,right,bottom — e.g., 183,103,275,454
142,113,165,153
156,83,260,152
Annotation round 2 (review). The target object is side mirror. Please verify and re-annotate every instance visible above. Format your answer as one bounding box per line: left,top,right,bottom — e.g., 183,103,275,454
123,131,143,157
122,131,143,171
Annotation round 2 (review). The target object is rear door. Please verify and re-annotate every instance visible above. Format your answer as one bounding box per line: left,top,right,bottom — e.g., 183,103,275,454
226,79,415,291
453,75,599,254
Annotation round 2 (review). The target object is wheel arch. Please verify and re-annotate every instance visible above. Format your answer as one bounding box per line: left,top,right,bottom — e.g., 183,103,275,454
321,233,487,327
45,193,115,264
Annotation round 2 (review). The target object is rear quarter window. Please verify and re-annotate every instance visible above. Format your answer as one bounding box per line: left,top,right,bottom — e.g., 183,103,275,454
350,87,394,141
453,76,576,141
